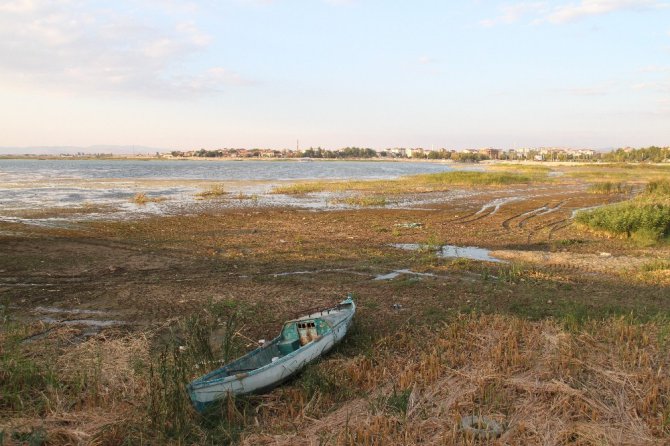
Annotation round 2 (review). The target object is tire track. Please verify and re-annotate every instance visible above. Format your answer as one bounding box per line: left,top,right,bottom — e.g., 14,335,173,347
548,220,573,240
501,203,548,230
451,197,522,225
519,200,568,228
526,217,568,243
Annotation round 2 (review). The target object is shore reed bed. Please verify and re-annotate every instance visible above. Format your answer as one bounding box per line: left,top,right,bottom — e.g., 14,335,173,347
3,309,669,445
576,179,670,243
273,171,538,196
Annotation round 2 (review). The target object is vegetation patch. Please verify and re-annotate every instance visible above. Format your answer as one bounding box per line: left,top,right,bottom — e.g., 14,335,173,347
334,195,388,207
196,183,227,199
576,179,670,242
132,192,167,205
587,181,633,194
272,171,539,196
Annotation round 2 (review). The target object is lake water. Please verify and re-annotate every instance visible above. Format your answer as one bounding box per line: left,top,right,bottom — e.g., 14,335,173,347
0,159,454,224
0,159,453,182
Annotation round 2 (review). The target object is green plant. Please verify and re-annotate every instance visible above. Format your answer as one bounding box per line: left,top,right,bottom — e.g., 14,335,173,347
575,202,670,241
386,387,412,415
337,195,387,207
645,179,670,197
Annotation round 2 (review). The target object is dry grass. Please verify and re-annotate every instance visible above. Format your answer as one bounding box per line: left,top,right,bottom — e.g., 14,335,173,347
5,314,669,444
196,183,227,199
242,314,670,445
132,192,167,205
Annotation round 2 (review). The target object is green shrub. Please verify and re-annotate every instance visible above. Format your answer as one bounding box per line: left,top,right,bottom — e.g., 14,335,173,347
575,202,670,240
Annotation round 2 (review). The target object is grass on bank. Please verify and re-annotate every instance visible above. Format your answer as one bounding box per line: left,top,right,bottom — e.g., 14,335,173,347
565,163,670,181
576,179,670,243
273,171,540,195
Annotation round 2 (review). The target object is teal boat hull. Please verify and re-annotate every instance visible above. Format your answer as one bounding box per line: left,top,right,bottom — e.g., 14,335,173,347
188,296,355,411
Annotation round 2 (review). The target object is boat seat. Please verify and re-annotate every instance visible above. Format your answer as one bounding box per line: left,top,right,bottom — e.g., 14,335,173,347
278,338,300,355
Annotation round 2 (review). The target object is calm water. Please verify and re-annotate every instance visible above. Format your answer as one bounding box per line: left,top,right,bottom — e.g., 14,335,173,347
0,159,454,223
0,159,453,182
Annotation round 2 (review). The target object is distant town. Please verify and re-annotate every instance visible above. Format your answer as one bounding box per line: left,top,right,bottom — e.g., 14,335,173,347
4,146,669,163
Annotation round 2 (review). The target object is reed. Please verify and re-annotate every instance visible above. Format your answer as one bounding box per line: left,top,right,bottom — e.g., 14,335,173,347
587,181,633,194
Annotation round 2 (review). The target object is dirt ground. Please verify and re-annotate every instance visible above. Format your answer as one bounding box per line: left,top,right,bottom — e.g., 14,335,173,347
1,172,669,444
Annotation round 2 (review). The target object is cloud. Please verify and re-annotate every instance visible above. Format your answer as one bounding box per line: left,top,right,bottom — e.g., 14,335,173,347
546,0,665,23
479,2,547,27
555,86,611,96
418,56,436,65
480,0,666,27
639,65,670,73
0,1,251,98
632,80,670,93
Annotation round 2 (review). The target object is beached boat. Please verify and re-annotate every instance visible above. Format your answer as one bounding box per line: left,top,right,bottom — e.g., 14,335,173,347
187,296,356,411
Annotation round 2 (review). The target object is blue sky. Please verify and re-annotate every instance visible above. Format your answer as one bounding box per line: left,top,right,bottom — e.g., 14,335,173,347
0,0,668,151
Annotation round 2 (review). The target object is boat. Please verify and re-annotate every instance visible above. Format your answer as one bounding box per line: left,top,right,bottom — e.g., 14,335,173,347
187,295,356,411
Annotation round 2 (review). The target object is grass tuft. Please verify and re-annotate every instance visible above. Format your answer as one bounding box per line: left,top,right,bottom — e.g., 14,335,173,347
196,184,227,198
132,192,166,205
335,195,388,207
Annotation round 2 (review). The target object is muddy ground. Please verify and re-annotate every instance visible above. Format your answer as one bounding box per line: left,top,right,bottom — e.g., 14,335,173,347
1,171,670,444
2,176,668,340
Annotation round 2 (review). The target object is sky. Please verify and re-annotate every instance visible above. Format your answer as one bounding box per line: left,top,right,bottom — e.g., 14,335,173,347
0,0,669,152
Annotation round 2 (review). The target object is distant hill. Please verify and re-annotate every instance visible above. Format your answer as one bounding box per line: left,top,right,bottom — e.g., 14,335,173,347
0,145,172,155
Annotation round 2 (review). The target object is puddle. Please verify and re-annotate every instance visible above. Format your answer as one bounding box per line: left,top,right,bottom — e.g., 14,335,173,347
475,197,521,216
35,306,109,315
374,269,440,280
391,243,506,263
272,268,371,278
40,317,124,327
571,205,604,219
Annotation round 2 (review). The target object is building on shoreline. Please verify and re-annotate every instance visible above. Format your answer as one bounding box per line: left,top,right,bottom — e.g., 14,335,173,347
154,146,666,163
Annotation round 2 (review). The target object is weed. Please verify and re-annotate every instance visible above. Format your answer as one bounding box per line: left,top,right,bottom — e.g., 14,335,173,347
497,262,524,284
386,387,412,415
641,259,670,272
336,195,388,207
131,192,166,205
196,183,227,198
0,315,61,414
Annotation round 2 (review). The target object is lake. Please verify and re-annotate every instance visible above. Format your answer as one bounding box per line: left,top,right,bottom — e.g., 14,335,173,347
0,159,453,182
0,159,454,224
